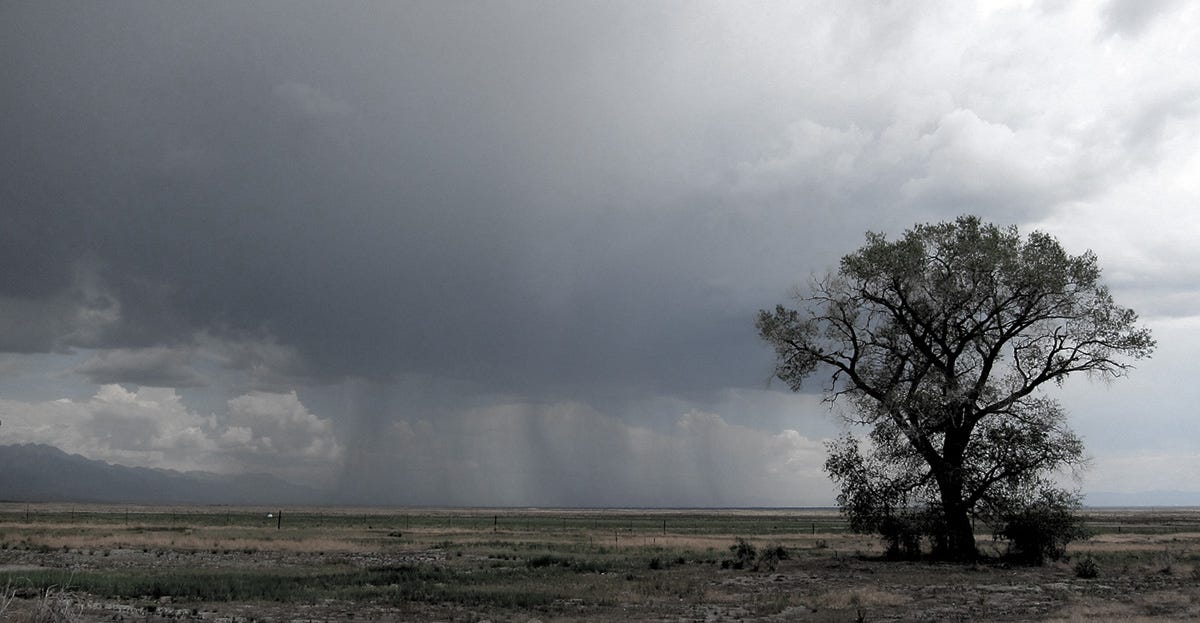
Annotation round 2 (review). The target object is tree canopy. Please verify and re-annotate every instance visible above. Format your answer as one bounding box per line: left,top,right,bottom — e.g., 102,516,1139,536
757,216,1154,561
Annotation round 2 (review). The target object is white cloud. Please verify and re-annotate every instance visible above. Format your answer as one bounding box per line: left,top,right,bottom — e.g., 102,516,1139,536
901,108,1076,209
0,384,216,470
225,391,342,463
0,385,340,485
1031,129,1200,320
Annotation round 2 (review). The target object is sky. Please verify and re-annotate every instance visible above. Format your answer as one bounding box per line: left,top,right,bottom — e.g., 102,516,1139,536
1,0,1198,506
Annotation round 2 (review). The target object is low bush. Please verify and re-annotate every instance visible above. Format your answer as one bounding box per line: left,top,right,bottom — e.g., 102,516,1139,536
757,544,790,571
728,538,757,570
1074,557,1100,579
995,497,1088,565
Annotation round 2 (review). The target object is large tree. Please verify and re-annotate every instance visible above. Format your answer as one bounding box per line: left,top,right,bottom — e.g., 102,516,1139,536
757,216,1154,561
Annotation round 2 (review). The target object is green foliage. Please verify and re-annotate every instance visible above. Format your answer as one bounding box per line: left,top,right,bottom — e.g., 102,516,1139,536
0,564,580,609
722,539,789,571
758,216,1153,561
824,433,945,559
756,544,790,571
995,492,1090,565
1074,557,1100,579
525,554,570,569
523,553,610,573
728,537,757,570
880,512,937,561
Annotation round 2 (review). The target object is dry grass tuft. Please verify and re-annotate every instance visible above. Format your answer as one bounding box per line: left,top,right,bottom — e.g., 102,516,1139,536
21,531,370,553
1045,602,1161,622
811,587,910,610
0,584,84,623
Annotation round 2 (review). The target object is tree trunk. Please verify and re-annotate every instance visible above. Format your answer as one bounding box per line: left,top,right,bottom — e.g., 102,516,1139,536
934,466,978,561
933,429,978,561
940,503,977,561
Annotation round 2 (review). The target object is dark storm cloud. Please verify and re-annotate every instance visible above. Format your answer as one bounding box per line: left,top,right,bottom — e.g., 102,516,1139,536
4,1,1199,505
1,2,783,398
74,348,208,388
3,2,1191,404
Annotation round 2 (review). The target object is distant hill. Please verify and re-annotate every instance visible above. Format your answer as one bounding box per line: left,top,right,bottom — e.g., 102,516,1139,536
0,443,324,505
1084,490,1200,507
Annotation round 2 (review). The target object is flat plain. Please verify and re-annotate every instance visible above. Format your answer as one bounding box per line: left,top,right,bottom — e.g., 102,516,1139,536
2,503,1199,622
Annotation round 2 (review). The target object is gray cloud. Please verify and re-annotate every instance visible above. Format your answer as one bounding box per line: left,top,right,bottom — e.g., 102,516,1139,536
3,2,1198,504
1102,0,1184,38
74,347,208,388
335,400,832,507
3,2,791,396
4,2,1192,393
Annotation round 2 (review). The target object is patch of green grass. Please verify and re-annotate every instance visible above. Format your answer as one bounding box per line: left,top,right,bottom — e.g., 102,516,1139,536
523,553,612,573
0,566,475,602
2,568,330,602
0,563,620,611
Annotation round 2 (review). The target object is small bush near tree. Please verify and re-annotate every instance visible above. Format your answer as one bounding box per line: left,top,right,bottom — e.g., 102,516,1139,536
1074,557,1100,579
993,491,1089,565
728,538,757,570
757,545,790,571
724,539,790,571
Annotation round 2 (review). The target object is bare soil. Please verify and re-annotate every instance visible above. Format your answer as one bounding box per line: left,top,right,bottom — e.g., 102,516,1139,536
2,506,1199,622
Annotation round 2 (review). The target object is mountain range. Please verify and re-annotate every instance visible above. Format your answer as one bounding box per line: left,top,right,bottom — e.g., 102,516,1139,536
2,443,1197,508
0,443,324,505
1083,489,1200,508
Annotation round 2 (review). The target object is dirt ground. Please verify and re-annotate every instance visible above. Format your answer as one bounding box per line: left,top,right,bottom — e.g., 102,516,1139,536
2,507,1199,622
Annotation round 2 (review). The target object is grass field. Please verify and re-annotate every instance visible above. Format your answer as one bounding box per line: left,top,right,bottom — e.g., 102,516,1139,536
2,503,1199,621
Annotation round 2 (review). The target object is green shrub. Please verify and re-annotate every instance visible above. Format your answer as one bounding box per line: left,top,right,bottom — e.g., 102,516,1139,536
525,554,569,568
729,538,757,569
1074,557,1099,578
996,496,1088,565
757,545,789,571
877,512,928,560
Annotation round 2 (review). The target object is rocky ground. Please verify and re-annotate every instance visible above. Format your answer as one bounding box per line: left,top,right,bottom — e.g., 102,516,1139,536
4,539,1199,622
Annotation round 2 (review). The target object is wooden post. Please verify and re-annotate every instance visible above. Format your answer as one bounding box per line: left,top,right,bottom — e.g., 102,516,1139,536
277,510,282,530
